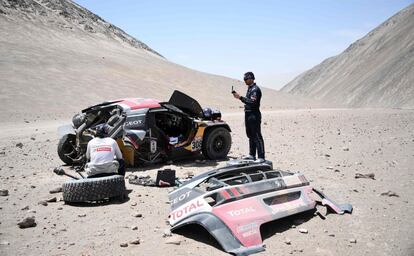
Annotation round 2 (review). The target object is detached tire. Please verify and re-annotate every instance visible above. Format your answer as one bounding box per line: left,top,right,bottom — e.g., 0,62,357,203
62,175,126,203
202,127,231,160
57,134,76,165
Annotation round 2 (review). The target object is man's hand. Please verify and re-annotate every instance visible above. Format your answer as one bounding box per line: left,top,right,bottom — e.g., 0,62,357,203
232,92,240,99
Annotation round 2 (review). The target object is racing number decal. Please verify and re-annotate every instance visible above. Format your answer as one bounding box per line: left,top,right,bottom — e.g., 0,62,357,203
191,137,202,151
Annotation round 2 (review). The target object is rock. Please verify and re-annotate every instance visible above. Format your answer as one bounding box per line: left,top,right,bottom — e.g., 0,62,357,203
129,239,141,245
130,202,137,206
324,154,331,157
349,238,357,243
133,213,143,218
0,189,9,196
46,197,57,203
49,187,63,194
120,242,128,247
30,185,36,188
38,200,48,206
298,228,308,234
30,137,36,141
0,241,10,246
18,217,36,229
326,166,334,170
343,147,350,151
16,142,23,148
21,206,29,211
27,209,36,214
78,214,86,217
380,191,399,197
57,207,63,210
163,228,172,237
131,226,138,230
165,236,182,245
284,238,291,245
355,173,375,180
328,234,335,237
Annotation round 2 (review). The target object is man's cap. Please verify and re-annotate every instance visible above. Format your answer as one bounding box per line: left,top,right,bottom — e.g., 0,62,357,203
244,72,255,80
95,123,110,137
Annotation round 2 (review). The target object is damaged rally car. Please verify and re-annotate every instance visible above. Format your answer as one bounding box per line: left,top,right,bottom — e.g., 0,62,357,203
168,160,352,256
57,90,231,167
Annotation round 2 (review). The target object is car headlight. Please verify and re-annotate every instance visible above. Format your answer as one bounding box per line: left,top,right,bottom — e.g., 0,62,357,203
72,113,86,128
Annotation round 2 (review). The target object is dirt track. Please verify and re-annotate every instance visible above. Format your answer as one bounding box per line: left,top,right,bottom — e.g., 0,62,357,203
0,109,413,256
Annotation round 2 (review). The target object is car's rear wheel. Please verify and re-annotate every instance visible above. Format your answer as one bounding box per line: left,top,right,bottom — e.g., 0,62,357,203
202,127,231,160
57,134,77,165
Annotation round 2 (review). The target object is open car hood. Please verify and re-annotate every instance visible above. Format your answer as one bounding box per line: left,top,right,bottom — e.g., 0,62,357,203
168,90,204,118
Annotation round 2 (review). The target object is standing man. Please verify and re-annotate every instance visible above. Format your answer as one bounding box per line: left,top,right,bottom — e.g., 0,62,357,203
232,72,265,162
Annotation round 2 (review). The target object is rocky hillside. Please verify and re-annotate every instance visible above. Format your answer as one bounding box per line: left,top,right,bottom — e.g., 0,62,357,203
281,4,414,108
0,0,162,57
0,0,324,122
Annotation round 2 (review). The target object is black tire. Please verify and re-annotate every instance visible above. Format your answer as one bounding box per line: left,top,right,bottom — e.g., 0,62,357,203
202,127,231,160
62,175,126,203
57,134,77,165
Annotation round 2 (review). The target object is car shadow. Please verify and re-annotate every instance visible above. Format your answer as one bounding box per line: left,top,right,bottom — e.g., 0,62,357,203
174,224,224,252
260,210,316,241
173,210,316,253
126,155,233,173
64,189,133,207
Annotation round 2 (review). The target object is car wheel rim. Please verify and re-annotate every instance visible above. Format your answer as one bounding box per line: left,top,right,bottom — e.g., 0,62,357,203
213,136,225,152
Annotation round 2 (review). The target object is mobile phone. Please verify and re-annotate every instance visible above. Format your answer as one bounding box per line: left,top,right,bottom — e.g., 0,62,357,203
231,86,236,94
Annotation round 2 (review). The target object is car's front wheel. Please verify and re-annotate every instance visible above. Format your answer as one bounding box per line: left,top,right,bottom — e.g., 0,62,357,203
57,134,77,165
202,127,231,160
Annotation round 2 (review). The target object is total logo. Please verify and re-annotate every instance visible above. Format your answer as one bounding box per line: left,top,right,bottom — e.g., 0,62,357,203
170,199,204,221
227,207,256,217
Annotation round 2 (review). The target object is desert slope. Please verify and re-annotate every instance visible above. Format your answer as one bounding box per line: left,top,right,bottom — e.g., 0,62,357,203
0,0,323,123
281,4,414,108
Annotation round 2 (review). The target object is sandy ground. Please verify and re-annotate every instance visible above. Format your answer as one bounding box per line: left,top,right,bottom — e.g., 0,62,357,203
0,108,413,256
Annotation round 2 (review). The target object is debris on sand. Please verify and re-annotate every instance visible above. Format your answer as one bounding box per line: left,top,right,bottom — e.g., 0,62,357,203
120,242,128,247
38,200,48,206
18,217,36,229
133,213,143,218
78,214,86,217
129,239,141,245
49,187,63,194
0,189,9,196
349,238,357,244
284,238,292,245
380,191,399,197
16,142,23,148
46,197,57,203
298,228,308,234
355,173,375,180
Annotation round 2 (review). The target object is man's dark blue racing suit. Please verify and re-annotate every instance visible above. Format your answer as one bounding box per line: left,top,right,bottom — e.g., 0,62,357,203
240,83,265,160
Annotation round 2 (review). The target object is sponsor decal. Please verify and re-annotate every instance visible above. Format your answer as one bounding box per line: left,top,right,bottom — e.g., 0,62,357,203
227,207,256,217
171,191,192,206
170,199,204,221
95,146,112,152
125,120,143,127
